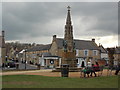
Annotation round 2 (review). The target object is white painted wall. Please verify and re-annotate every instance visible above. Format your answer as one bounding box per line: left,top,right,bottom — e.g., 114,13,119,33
77,58,87,68
39,57,44,66
59,58,61,67
76,49,79,56
101,53,108,59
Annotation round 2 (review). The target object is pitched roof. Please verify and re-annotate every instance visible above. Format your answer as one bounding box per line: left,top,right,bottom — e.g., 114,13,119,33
74,39,99,50
56,38,64,49
99,45,107,53
106,47,120,54
115,47,120,54
27,44,51,52
56,38,99,50
42,52,52,57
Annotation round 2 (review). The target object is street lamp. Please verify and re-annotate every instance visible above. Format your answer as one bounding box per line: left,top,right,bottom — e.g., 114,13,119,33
24,49,27,70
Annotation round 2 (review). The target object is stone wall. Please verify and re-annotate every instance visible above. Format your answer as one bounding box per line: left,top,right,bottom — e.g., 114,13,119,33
49,41,58,56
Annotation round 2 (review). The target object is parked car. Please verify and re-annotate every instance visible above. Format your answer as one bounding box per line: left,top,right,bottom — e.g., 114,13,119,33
7,61,16,68
5,60,15,68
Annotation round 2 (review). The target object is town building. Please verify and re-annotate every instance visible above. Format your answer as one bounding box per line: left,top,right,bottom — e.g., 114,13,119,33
96,44,108,66
49,36,101,68
26,44,51,65
113,47,120,66
99,44,108,60
7,46,19,61
6,42,33,62
107,47,120,67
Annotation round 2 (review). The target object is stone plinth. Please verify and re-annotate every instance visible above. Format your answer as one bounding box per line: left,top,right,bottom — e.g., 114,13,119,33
62,51,77,69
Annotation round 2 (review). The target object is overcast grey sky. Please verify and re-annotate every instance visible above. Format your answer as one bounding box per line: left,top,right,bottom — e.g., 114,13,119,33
2,2,119,47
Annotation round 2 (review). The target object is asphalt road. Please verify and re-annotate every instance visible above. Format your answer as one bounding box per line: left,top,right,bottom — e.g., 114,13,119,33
19,63,38,70
1,63,38,70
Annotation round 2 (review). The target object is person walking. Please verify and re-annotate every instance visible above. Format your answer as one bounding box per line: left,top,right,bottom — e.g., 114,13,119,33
94,62,100,72
115,62,120,75
90,64,97,77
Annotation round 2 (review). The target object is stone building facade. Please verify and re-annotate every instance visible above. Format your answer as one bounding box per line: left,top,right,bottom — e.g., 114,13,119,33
49,36,101,68
113,47,120,65
26,44,51,65
107,47,120,66
114,47,120,65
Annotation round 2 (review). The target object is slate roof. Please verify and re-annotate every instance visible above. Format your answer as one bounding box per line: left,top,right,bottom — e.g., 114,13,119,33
42,52,59,57
42,52,52,57
115,47,120,54
26,38,100,52
74,39,99,50
27,44,51,52
56,38,64,49
56,38,99,50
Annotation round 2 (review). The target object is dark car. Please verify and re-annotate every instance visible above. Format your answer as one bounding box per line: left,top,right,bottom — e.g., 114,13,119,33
8,61,16,68
12,59,19,63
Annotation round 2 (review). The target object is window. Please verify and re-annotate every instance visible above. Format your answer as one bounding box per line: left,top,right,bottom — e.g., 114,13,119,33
76,49,79,56
93,50,97,56
84,50,88,56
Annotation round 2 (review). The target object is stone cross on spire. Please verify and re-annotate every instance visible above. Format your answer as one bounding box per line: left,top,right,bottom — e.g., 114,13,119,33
64,6,74,52
67,6,71,11
66,6,71,25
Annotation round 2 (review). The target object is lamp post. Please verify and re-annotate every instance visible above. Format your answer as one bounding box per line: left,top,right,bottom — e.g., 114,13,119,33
25,49,27,70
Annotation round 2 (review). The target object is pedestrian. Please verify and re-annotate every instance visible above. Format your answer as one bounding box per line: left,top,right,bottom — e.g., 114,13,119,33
87,61,92,67
82,67,90,77
95,62,99,67
115,62,120,75
2,63,5,68
90,64,97,77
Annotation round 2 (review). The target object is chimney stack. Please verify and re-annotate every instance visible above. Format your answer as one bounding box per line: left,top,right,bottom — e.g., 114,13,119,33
92,38,95,42
99,43,101,47
2,30,5,37
53,35,56,41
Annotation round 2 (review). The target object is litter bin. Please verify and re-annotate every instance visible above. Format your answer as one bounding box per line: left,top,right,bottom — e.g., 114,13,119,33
61,64,69,77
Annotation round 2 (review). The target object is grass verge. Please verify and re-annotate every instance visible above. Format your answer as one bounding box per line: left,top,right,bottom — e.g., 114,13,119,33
2,75,118,88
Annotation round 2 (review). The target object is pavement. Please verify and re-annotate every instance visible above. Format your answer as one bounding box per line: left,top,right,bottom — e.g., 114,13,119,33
1,69,52,76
